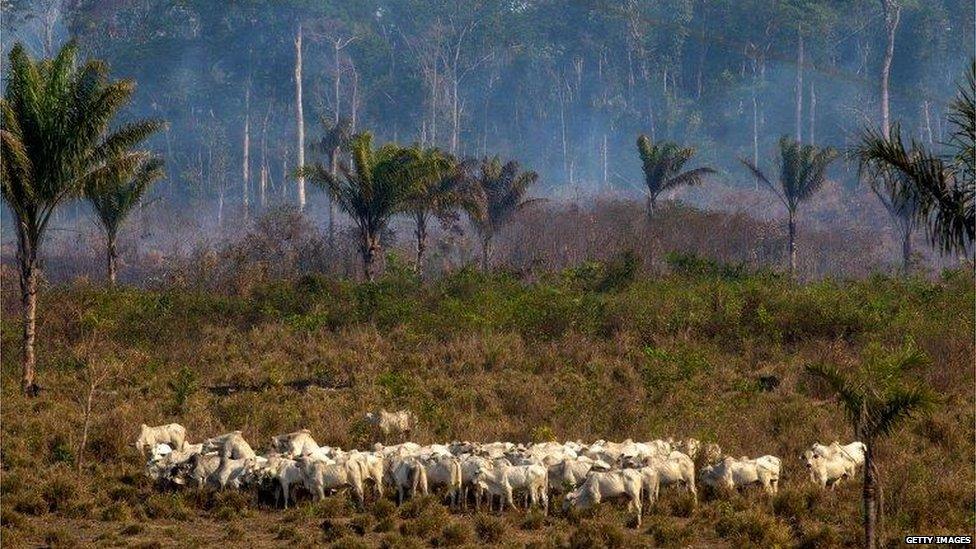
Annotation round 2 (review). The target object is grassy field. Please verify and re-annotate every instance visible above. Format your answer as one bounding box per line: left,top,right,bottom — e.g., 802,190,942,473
1,259,972,547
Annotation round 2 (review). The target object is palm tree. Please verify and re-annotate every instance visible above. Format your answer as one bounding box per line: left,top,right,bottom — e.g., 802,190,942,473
854,66,975,256
636,135,715,221
464,156,540,271
806,344,934,549
86,156,165,285
741,137,838,279
394,145,470,274
1,42,163,395
298,132,409,281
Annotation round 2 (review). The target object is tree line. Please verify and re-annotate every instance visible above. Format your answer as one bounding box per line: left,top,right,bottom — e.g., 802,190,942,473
3,41,972,395
3,0,971,209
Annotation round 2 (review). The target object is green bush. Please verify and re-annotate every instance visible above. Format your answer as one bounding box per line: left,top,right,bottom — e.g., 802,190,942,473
568,519,627,548
320,519,352,542
473,513,507,543
438,520,473,546
715,508,792,546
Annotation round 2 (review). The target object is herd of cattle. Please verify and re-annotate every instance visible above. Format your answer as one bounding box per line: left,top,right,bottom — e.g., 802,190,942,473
136,411,868,526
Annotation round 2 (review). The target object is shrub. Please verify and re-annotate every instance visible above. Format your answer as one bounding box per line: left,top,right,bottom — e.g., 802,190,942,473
714,509,792,546
438,520,472,546
211,490,250,519
797,522,842,549
378,533,426,549
11,493,47,516
120,523,144,536
40,471,79,514
373,516,396,533
772,487,822,521
371,498,397,520
275,525,304,542
100,501,133,522
144,493,189,520
320,519,352,542
399,502,449,540
473,514,507,543
645,516,691,547
0,509,23,529
44,527,78,548
349,513,374,535
314,496,353,519
568,519,627,548
521,510,547,530
331,536,371,549
167,365,199,411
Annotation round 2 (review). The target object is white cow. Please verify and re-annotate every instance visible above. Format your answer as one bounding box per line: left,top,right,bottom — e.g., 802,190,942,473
344,451,384,498
700,455,781,495
365,409,417,441
473,462,548,514
423,455,463,508
299,458,365,504
564,469,644,527
637,466,661,510
201,431,256,460
803,441,865,489
547,457,609,494
459,454,493,508
259,455,306,508
135,423,187,456
175,452,221,488
643,451,697,504
388,456,429,504
271,429,319,457
213,454,257,490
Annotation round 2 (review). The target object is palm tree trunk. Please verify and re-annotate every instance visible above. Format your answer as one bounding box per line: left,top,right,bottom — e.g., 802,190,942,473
863,443,879,549
788,210,797,280
329,150,339,247
107,233,119,286
901,223,912,274
415,213,427,275
16,225,39,396
362,233,379,282
646,195,656,226
481,235,492,272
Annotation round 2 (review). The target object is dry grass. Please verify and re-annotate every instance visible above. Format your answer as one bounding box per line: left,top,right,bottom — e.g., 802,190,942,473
0,253,972,547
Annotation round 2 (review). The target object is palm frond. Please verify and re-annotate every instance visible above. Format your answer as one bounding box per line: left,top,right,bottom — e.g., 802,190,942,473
867,386,934,438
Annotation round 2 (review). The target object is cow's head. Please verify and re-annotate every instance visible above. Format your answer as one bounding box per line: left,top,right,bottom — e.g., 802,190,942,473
801,449,819,469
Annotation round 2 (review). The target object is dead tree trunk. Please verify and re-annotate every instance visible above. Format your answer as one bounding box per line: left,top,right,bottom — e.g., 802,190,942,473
294,24,306,210
795,30,804,143
242,86,251,218
880,0,901,139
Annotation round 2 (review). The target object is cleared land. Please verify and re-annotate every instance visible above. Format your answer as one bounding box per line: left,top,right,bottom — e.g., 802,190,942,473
1,264,972,547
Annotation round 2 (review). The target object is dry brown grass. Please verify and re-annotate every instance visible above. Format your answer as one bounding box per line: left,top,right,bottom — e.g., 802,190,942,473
0,250,972,546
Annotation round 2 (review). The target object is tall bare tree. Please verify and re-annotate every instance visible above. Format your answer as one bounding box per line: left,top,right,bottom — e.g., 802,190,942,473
294,23,306,210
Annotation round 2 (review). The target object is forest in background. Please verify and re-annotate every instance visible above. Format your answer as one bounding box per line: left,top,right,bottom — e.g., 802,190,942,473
2,0,972,238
